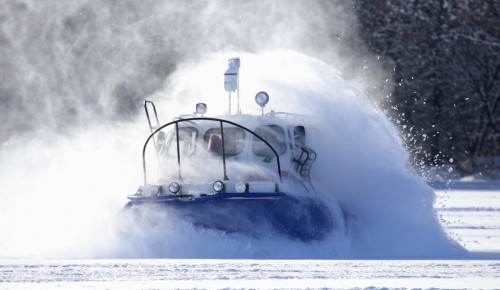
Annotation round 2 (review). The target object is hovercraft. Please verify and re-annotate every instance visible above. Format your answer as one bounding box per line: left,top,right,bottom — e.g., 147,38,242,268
125,58,335,241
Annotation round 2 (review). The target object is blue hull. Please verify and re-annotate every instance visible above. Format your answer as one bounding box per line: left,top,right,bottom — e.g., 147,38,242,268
125,194,334,241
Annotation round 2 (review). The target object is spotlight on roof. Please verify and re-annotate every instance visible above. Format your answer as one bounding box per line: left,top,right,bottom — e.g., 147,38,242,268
196,103,207,116
255,91,269,115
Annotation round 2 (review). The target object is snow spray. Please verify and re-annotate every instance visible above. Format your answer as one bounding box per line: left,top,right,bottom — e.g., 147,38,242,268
0,50,465,259
113,50,466,258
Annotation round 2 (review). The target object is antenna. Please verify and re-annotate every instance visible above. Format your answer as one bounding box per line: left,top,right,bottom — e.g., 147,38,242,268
224,57,240,115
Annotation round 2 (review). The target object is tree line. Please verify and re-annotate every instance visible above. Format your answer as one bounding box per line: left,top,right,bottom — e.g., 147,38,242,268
353,0,500,176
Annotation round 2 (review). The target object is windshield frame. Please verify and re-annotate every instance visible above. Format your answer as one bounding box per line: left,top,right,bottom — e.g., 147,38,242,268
142,117,283,185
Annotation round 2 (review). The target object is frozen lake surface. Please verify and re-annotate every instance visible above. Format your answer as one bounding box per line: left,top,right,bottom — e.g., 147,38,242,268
436,187,500,253
1,259,499,289
1,186,499,289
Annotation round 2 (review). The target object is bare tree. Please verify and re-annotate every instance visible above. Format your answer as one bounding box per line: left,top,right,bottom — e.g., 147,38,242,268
354,0,500,176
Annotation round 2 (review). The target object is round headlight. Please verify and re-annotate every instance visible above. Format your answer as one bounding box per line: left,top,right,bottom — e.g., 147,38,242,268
168,182,181,194
213,180,224,192
255,91,269,108
235,182,247,193
150,185,160,196
196,103,207,115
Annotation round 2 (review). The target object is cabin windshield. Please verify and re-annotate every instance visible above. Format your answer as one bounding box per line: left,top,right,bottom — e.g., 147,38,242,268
159,122,288,160
204,127,246,156
164,126,199,157
252,125,287,156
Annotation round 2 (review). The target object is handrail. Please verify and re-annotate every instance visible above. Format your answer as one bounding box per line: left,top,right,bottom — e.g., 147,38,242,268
219,122,229,180
266,111,309,123
142,117,283,186
174,122,182,181
144,100,160,133
144,100,160,151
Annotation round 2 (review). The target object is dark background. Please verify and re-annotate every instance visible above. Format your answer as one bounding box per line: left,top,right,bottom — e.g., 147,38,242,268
1,0,498,177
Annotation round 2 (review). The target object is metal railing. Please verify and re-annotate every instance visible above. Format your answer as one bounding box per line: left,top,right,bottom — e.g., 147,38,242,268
142,117,283,186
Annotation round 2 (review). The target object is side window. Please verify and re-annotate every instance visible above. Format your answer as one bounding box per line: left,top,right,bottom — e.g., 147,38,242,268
204,127,246,156
253,125,287,156
166,127,198,157
293,126,306,147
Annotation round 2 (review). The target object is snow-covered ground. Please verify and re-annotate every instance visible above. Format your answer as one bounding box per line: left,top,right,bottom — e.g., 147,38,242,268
0,259,499,289
1,184,499,289
435,187,500,253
